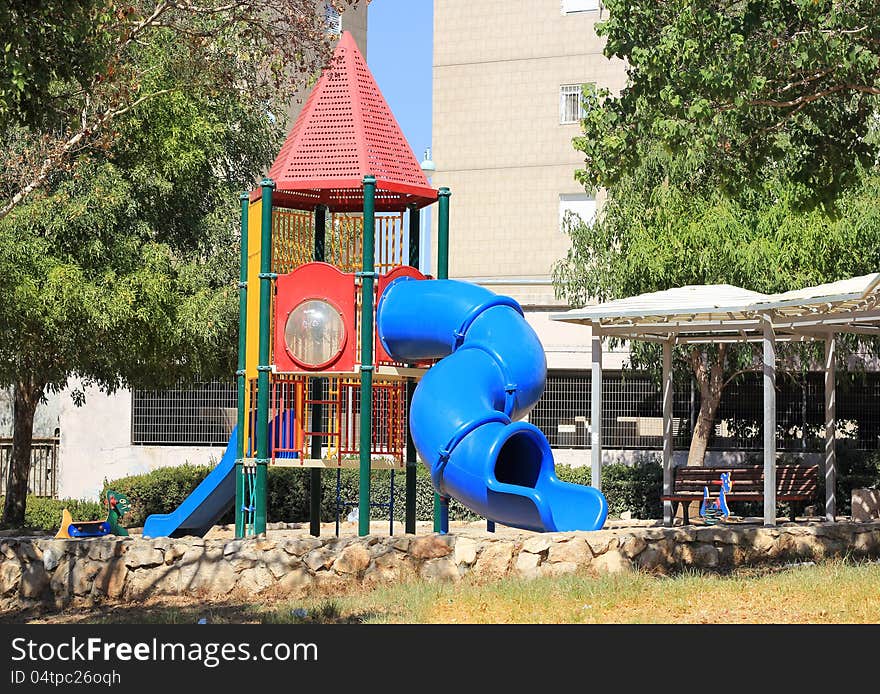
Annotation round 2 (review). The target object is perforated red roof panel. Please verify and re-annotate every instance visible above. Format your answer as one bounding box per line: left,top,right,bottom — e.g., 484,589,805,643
257,32,437,212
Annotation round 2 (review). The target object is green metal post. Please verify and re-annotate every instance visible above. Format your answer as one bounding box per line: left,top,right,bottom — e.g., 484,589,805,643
235,193,249,538
434,187,451,533
310,205,327,537
437,188,450,279
255,178,274,536
405,203,420,534
358,175,376,537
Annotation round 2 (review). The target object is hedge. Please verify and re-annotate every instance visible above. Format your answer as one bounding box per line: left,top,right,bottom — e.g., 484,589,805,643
100,455,666,528
20,448,875,533
0,496,104,533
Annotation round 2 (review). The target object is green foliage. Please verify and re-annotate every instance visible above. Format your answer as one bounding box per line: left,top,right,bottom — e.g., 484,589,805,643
0,1,117,129
0,496,105,532
580,0,880,205
834,447,880,515
555,150,880,310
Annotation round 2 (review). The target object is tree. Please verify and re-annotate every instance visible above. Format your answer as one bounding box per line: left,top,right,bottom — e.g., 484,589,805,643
553,150,880,465
0,1,353,526
578,0,880,206
1,0,358,219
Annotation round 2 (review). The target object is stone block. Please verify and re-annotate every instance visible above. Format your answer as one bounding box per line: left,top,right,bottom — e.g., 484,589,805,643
521,535,551,555
282,538,323,557
87,540,121,561
453,537,478,566
0,560,23,595
41,544,65,572
304,547,336,572
547,538,591,565
20,562,49,598
125,566,180,599
123,544,163,569
585,532,617,555
92,559,128,598
514,551,541,577
409,536,453,560
473,542,513,579
265,549,301,579
619,534,647,559
419,557,459,582
592,550,633,575
69,560,101,596
164,543,189,565
391,537,411,552
276,568,313,594
237,565,274,594
332,544,371,575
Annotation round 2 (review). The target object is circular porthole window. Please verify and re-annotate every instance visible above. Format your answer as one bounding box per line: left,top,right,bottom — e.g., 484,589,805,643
284,299,346,369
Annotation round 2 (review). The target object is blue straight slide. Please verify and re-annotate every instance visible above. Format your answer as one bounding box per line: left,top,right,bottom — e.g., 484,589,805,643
142,427,239,538
377,278,608,532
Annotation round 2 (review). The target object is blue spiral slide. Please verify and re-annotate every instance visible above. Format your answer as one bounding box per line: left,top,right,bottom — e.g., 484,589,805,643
377,278,608,532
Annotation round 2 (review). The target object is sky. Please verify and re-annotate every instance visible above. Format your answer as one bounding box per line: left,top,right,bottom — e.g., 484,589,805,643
366,0,433,167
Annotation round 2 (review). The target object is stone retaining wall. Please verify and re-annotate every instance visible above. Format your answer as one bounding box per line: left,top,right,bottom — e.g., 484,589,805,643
2,521,879,610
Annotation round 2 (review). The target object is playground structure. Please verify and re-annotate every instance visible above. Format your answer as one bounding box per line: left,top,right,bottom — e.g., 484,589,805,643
55,489,131,539
143,32,607,540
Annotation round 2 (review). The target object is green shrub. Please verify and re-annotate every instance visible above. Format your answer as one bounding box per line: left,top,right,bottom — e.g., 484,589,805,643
555,457,664,520
0,496,105,532
833,447,880,515
101,456,666,527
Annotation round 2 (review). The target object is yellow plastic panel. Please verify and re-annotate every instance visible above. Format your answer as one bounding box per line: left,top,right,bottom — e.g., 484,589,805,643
246,199,262,380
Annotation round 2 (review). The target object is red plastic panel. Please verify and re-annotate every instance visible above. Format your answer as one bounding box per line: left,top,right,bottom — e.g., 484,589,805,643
274,262,356,373
375,266,428,366
257,32,437,212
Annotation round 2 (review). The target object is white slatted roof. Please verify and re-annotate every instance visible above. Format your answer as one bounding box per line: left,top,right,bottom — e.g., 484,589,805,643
550,273,880,343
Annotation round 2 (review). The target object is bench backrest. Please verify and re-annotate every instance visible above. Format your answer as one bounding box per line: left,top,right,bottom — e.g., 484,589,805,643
672,464,818,495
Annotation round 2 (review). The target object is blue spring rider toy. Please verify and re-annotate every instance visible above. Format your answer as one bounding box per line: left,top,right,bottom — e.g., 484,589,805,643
55,489,131,538
699,472,732,525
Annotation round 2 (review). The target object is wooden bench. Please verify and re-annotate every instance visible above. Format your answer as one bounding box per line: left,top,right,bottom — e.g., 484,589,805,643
660,464,819,525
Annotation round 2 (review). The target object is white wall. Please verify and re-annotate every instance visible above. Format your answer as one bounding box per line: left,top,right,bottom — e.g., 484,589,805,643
57,379,228,501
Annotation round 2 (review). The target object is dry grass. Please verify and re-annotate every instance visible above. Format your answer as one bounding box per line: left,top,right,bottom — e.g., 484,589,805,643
9,558,880,624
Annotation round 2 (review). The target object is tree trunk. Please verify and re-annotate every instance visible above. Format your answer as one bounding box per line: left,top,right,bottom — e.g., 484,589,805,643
686,345,726,467
2,377,44,527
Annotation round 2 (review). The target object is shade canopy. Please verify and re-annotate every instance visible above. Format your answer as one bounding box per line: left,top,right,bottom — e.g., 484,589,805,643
552,273,880,527
252,31,438,212
550,273,880,342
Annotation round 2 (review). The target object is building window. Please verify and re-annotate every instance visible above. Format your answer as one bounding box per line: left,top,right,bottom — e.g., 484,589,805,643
560,84,587,124
131,380,237,446
325,2,342,35
559,194,596,231
561,0,601,14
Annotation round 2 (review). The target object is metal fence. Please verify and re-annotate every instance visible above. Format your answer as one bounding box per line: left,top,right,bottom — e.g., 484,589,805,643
131,381,237,445
531,370,880,452
129,371,880,453
0,437,58,498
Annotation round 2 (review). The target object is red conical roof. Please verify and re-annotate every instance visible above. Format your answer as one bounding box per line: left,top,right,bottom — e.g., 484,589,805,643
257,31,437,212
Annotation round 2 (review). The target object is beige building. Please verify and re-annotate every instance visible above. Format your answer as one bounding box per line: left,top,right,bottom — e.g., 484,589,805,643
432,0,626,371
